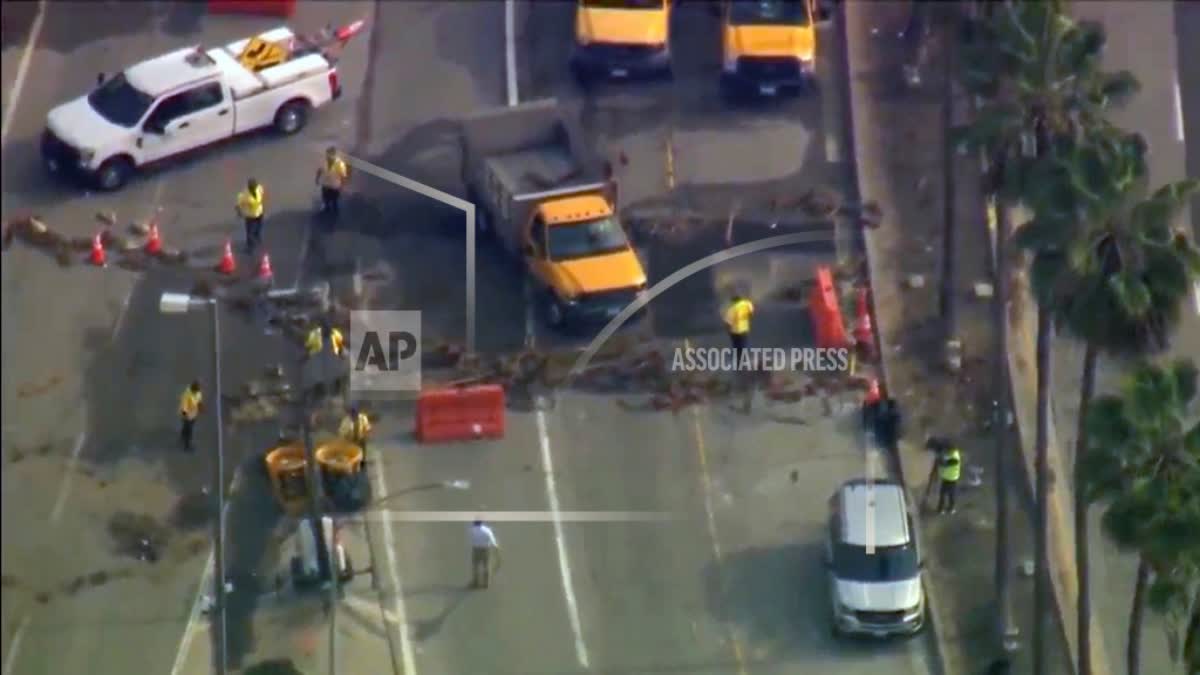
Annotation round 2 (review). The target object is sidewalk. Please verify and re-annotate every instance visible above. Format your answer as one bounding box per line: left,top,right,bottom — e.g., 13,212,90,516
842,3,1072,674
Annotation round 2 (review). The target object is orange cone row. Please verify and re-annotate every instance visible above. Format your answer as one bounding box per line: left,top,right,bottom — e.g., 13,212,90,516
86,224,276,282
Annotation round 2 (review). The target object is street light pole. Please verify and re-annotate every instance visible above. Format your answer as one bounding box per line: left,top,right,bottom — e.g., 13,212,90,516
209,298,228,675
160,292,227,675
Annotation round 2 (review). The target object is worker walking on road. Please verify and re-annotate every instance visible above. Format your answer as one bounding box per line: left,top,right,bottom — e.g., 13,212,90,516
339,406,372,455
305,319,347,395
305,319,345,359
468,519,501,589
316,146,350,221
179,381,204,452
723,292,754,359
936,442,963,514
236,178,266,254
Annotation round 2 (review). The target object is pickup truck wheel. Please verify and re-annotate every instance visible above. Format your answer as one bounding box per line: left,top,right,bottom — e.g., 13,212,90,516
274,101,310,135
95,157,133,192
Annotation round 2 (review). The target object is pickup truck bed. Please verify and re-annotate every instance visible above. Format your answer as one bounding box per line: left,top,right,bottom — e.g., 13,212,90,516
484,146,580,196
209,27,332,101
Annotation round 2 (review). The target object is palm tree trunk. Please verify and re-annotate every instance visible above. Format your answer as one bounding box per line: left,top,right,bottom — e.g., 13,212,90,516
1033,308,1054,675
1128,557,1152,675
993,199,1014,649
1184,587,1199,672
1075,342,1098,675
939,20,957,341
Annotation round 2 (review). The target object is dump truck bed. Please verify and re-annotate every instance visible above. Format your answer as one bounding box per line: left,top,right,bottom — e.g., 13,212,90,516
460,99,608,253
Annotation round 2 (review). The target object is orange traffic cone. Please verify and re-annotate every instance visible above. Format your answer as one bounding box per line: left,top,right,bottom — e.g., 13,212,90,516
864,378,881,406
256,253,273,281
216,240,236,275
144,223,162,255
89,232,106,266
853,287,875,358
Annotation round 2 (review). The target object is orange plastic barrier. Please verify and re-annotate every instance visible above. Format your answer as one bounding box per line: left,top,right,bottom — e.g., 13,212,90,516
808,266,850,350
208,0,295,17
415,385,506,443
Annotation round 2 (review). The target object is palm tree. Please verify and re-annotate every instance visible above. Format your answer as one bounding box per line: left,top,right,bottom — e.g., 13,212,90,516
1080,360,1200,675
1018,127,1200,674
956,4,1139,670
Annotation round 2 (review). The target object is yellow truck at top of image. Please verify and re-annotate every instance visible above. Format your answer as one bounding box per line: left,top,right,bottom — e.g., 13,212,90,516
571,0,673,81
720,0,822,97
460,98,648,331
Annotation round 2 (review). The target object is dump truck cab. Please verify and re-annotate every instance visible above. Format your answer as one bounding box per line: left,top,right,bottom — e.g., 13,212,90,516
524,193,647,327
720,0,817,97
571,0,672,81
461,99,649,330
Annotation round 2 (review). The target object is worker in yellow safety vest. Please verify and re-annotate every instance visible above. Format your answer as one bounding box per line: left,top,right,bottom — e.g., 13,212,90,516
723,293,755,359
236,178,266,254
179,380,203,452
315,146,351,220
936,444,962,514
339,406,372,454
305,320,346,358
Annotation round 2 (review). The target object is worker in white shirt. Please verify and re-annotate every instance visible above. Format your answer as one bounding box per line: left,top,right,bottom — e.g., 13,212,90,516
468,519,501,589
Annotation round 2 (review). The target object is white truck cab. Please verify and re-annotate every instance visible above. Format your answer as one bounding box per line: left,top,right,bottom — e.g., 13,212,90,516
42,26,346,191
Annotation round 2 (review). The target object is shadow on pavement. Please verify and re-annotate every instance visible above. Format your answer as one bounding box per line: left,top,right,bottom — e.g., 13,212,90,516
704,539,925,660
220,450,286,669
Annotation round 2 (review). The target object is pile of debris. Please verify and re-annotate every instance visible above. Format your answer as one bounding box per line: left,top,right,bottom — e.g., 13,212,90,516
2,212,187,269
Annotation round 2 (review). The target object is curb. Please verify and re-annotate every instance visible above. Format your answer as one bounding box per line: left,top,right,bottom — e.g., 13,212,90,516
836,4,949,675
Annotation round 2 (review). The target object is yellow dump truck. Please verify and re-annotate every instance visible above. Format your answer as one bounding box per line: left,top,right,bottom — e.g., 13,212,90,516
720,0,820,97
460,98,648,330
571,0,673,81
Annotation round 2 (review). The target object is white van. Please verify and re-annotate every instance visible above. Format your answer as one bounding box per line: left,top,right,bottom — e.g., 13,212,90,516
825,478,926,637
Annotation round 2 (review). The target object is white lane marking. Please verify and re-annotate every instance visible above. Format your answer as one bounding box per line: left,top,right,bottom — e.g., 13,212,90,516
504,0,519,106
824,135,840,164
169,471,243,675
353,510,674,523
1174,76,1186,143
0,0,47,146
169,548,214,675
536,409,591,669
111,289,134,340
369,454,418,675
48,431,87,523
1,615,30,675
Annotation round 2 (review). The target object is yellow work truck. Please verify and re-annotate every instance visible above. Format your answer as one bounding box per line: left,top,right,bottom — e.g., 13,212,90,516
460,99,648,330
720,0,821,97
571,0,673,82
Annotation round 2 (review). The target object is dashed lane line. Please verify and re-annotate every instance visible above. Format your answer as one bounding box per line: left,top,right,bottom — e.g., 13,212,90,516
1,615,30,675
682,340,749,675
0,0,47,146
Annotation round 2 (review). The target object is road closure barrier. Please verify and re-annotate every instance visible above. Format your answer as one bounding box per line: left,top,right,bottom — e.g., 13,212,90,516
415,384,506,443
207,0,296,17
809,266,850,349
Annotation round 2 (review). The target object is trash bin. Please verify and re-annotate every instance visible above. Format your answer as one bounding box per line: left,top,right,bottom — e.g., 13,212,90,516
315,439,367,510
264,443,309,515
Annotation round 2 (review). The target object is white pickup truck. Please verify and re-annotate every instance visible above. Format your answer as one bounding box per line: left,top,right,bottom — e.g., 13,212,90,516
41,23,361,191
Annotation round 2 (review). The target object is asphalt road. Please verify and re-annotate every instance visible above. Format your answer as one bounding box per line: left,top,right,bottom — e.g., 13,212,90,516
1,1,372,673
293,2,936,675
1048,3,1197,674
3,2,937,675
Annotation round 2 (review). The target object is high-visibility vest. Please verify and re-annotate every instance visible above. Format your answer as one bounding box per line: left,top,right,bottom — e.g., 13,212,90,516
237,185,264,218
320,157,349,189
724,299,754,335
306,328,345,356
339,413,371,442
939,448,962,482
180,389,203,420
